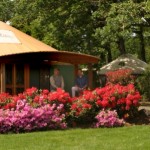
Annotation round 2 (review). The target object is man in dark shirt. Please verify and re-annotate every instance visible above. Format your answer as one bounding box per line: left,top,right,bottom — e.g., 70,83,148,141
72,69,88,97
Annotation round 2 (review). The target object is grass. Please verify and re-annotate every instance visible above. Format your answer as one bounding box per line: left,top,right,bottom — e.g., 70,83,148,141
0,126,150,150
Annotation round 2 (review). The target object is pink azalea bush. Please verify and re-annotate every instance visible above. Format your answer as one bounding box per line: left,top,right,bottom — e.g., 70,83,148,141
0,100,67,133
94,109,125,128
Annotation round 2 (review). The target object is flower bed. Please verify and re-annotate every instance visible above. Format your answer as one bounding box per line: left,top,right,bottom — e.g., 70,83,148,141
0,83,141,133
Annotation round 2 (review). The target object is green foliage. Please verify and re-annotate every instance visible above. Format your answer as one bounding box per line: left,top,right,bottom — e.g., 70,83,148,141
0,0,14,22
11,0,39,34
93,1,149,55
10,0,97,55
1,0,150,64
136,64,150,101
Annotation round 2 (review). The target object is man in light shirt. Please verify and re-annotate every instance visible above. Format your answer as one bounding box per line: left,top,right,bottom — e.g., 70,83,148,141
50,68,64,91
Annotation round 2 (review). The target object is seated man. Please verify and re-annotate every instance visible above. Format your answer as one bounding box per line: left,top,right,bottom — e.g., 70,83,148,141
72,69,88,97
50,68,64,91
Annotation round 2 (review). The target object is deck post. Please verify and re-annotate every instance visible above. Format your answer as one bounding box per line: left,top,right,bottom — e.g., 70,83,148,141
74,64,78,76
24,64,30,89
88,63,93,90
0,63,5,93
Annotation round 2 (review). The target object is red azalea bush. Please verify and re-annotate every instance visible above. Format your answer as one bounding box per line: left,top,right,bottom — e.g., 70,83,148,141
69,94,96,126
24,87,72,107
0,88,72,110
0,93,19,110
70,83,141,125
106,69,135,85
95,84,141,118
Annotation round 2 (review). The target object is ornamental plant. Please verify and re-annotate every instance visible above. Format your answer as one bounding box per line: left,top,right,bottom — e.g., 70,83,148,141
69,89,102,126
106,69,135,85
0,88,72,111
23,87,72,108
95,84,141,118
0,100,67,133
0,93,19,110
94,109,125,128
70,84,141,123
69,96,94,126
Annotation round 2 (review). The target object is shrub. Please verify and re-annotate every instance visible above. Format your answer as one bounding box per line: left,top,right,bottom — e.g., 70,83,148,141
0,88,72,110
94,109,125,128
0,100,67,133
69,94,96,126
70,84,141,123
0,93,18,110
95,84,141,118
106,69,134,85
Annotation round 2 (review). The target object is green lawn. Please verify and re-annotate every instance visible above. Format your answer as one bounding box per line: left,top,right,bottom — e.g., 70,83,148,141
0,126,150,150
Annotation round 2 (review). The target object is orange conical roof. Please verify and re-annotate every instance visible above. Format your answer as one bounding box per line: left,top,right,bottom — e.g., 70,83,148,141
0,21,57,56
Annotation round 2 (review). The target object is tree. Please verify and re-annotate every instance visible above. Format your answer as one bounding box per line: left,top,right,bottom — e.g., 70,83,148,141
0,0,14,22
93,1,150,62
11,0,98,55
2,0,149,64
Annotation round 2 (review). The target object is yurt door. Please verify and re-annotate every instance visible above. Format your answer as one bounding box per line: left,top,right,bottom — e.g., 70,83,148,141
5,64,26,94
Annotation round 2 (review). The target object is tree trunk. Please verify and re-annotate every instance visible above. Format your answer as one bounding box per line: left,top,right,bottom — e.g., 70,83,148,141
117,37,126,55
106,45,112,63
139,26,146,62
